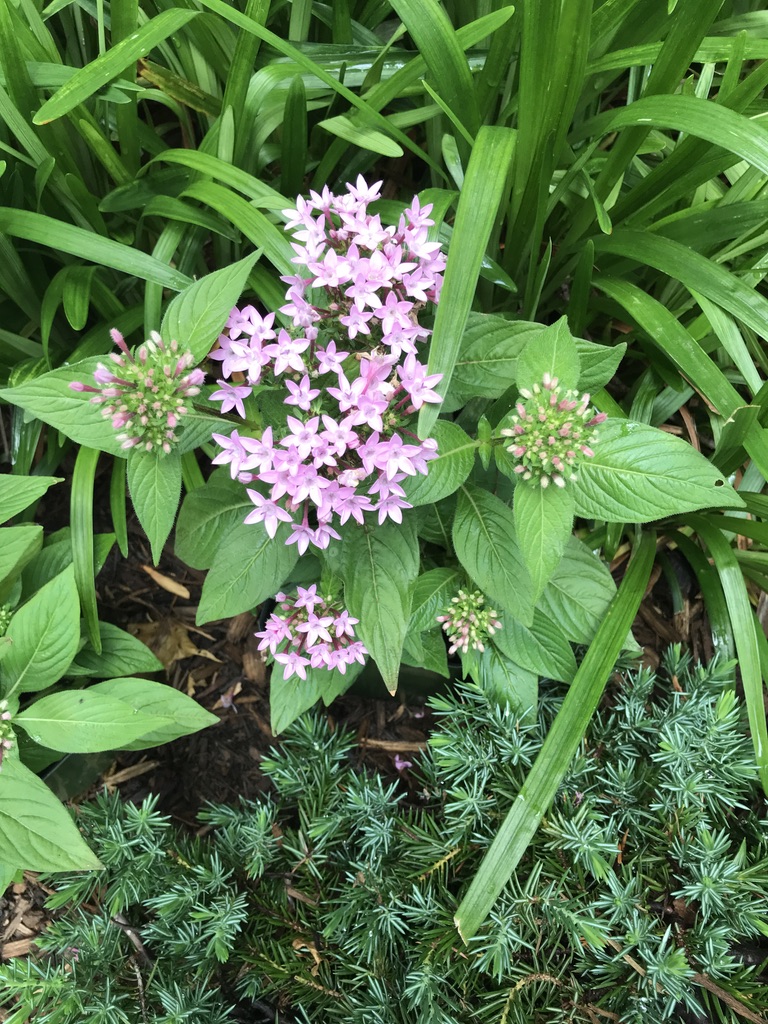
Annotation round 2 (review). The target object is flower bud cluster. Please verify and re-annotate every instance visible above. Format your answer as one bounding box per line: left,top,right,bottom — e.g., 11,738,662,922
70,329,205,454
256,585,367,680
500,374,607,488
210,177,446,554
0,700,13,772
436,589,502,656
0,604,12,638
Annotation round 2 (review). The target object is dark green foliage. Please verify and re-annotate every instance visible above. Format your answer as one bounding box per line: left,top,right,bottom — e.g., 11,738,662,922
2,648,767,1023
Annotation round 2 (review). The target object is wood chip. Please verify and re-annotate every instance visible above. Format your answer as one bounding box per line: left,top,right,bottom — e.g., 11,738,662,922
141,565,191,600
360,738,427,752
1,938,33,959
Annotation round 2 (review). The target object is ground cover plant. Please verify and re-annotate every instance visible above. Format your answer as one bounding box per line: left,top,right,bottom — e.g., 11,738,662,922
1,0,768,970
1,652,767,1024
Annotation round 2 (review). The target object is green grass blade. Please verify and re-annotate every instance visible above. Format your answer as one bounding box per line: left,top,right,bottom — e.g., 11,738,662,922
280,74,307,198
109,456,128,558
593,232,768,349
594,275,768,482
33,8,199,124
417,125,515,438
194,0,445,178
71,445,101,652
575,94,768,177
689,515,768,795
388,0,480,139
455,531,656,940
0,208,191,290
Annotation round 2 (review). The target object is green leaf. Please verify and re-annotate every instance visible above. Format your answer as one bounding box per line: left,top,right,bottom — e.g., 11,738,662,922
270,667,324,735
0,360,126,457
90,677,218,749
473,647,537,714
516,317,581,392
66,623,163,679
575,339,626,396
160,252,259,363
0,476,60,524
0,210,190,291
0,756,101,872
453,485,533,626
389,0,480,138
0,525,43,602
33,9,199,124
197,521,298,624
401,629,449,678
575,420,743,522
1,565,79,699
21,531,114,602
127,451,182,564
689,516,768,795
403,420,477,507
175,473,251,570
318,115,404,157
409,567,462,634
455,532,656,940
493,609,577,684
449,316,539,400
15,689,164,752
514,484,575,602
418,126,516,437
537,538,617,645
341,518,420,693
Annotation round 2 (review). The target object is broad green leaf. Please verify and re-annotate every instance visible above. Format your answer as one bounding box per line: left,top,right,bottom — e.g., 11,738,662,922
1,565,79,699
197,521,298,624
0,756,101,871
514,484,575,602
455,532,656,940
402,629,450,679
404,420,477,507
419,126,516,437
21,531,114,601
66,623,163,678
0,525,43,601
319,658,366,705
453,485,533,626
493,609,577,684
0,210,190,290
127,451,182,564
537,538,616,645
90,677,218,749
175,474,251,570
473,647,538,714
15,690,164,752
574,420,743,522
575,339,626,396
270,667,324,735
0,360,127,457
160,252,259,363
0,476,60,524
409,567,462,634
516,317,581,392
341,518,420,694
33,9,199,123
449,314,537,400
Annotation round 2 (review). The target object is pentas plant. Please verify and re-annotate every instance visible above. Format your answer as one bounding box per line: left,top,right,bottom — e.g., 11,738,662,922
208,177,445,556
162,183,746,738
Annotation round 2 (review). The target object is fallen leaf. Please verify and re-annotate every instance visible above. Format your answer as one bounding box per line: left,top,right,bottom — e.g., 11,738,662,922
141,565,191,600
129,619,222,669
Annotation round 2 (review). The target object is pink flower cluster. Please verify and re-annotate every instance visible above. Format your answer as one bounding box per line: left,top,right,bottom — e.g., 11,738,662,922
209,177,445,554
256,585,367,680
